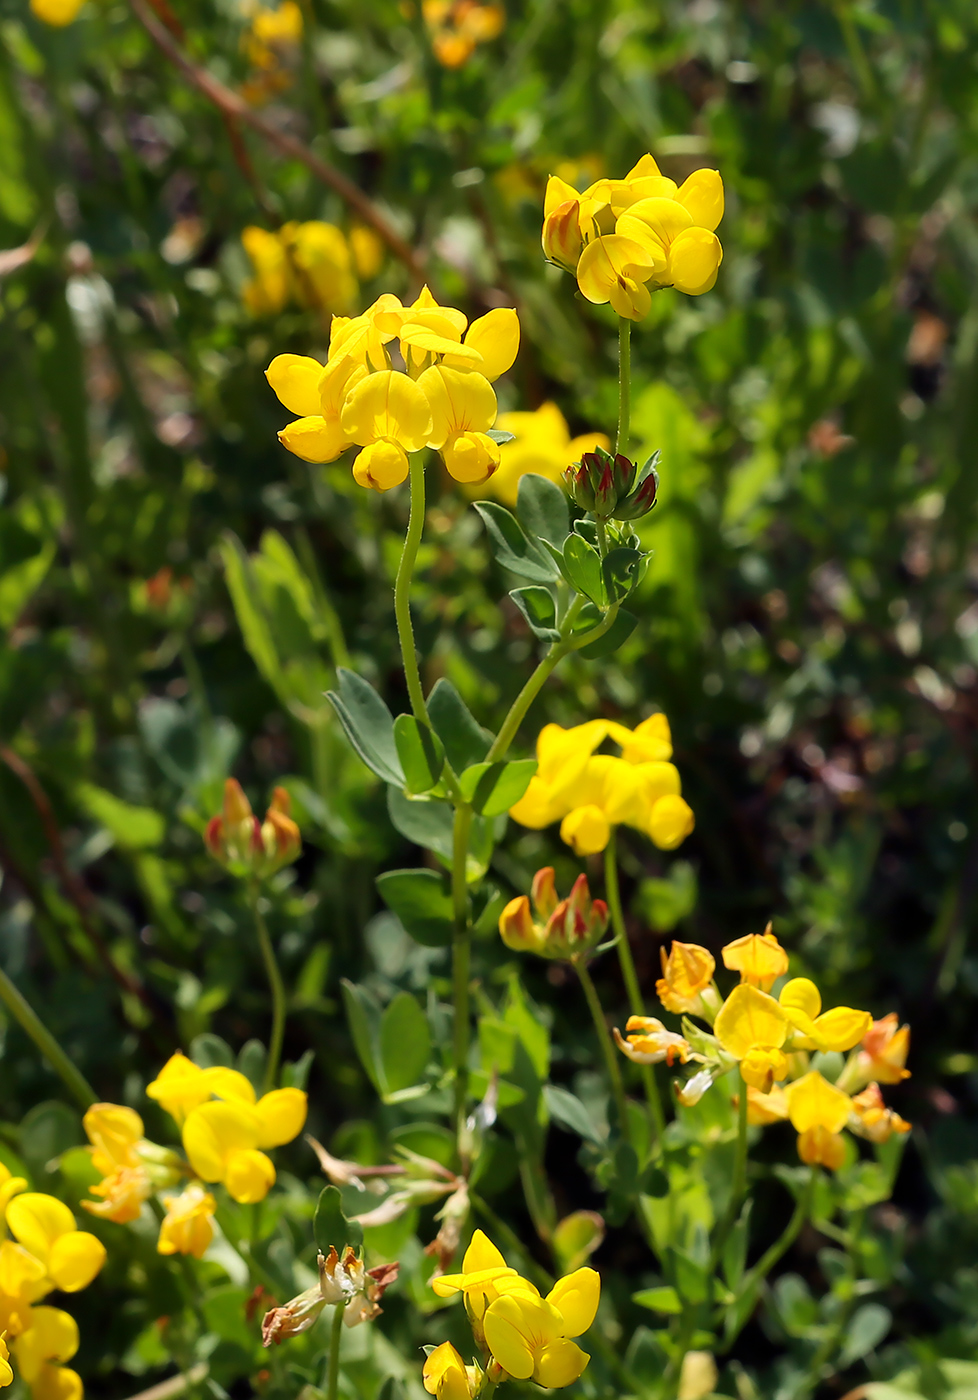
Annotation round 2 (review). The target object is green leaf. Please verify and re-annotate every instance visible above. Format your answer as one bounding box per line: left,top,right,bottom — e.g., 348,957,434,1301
393,714,445,795
839,1303,892,1367
375,868,453,947
75,782,166,850
633,1286,682,1315
459,759,537,816
387,788,495,882
473,501,560,583
723,1201,752,1290
0,541,54,629
426,678,493,771
236,1040,267,1096
486,428,515,445
603,546,643,600
544,1084,607,1145
562,534,605,603
190,1033,234,1069
340,980,383,1092
314,1184,363,1255
670,1244,710,1303
516,473,570,548
327,668,403,786
379,991,431,1097
577,608,638,659
510,586,560,641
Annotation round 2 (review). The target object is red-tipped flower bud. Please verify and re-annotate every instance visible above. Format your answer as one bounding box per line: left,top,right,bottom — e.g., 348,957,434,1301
562,445,659,522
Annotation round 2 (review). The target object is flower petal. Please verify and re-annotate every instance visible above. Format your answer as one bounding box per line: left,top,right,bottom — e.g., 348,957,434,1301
340,370,433,451
46,1233,106,1292
462,308,520,381
265,354,326,417
676,168,724,231
255,1088,308,1148
547,1267,600,1336
668,227,723,295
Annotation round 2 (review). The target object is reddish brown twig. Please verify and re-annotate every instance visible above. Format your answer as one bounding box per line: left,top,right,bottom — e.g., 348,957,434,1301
0,746,160,1017
128,0,426,285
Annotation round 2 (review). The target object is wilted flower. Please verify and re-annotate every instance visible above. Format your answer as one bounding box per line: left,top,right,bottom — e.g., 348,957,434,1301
656,941,717,1018
614,1016,690,1066
562,445,658,521
262,1246,399,1343
498,869,609,962
204,779,301,879
857,1013,911,1086
848,1084,911,1144
676,1068,715,1106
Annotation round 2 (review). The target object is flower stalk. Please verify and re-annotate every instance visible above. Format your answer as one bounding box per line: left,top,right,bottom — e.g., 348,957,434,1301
250,886,287,1093
325,1300,344,1400
575,958,630,1137
394,452,430,728
0,965,96,1110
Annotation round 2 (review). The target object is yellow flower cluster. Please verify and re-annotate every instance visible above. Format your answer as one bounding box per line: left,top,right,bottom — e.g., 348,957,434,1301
508,715,694,856
423,0,505,67
427,1231,599,1394
542,153,724,318
266,287,520,491
473,402,609,507
0,1168,106,1400
29,0,85,25
243,221,383,317
619,927,912,1170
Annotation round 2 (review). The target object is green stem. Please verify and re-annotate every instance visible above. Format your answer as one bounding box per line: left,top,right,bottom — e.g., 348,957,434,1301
604,832,666,1144
595,516,609,558
0,965,95,1110
575,958,630,1138
616,317,631,457
452,803,473,1137
721,1169,815,1350
394,453,429,727
832,1,877,104
325,1300,344,1400
251,890,286,1093
711,1074,750,1268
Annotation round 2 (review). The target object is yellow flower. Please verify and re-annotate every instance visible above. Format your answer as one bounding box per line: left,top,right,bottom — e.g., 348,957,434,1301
14,1306,82,1400
145,1052,217,1127
784,1070,853,1172
721,926,788,991
0,1332,11,1389
418,365,500,484
615,713,673,764
29,0,84,25
268,352,367,465
350,226,384,281
473,402,608,507
81,1104,144,1177
242,226,291,316
181,1087,307,1205
422,1342,477,1400
656,941,716,1016
576,234,659,320
616,185,723,297
614,1016,690,1067
0,1167,26,1220
796,1125,846,1171
745,1085,789,1126
340,370,433,491
483,1267,599,1389
857,1013,911,1086
0,1242,49,1339
714,984,789,1091
281,221,357,313
157,1185,216,1259
5,1197,106,1295
430,1229,519,1315
848,1084,911,1145
777,979,872,1053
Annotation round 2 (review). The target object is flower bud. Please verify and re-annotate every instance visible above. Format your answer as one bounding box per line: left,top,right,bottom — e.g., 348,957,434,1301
542,198,584,273
561,445,658,521
497,869,609,962
530,866,558,920
205,780,302,879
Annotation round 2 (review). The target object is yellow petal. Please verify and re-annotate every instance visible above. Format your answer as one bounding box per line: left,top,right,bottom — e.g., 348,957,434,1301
647,794,694,849
265,354,325,417
278,415,351,464
619,197,693,247
535,1337,590,1388
255,1088,308,1147
576,235,658,306
625,153,662,181
619,713,672,763
423,1342,470,1400
483,1296,537,1380
46,1233,106,1293
145,1051,213,1126
463,309,520,381
547,1268,599,1336
30,0,86,25
443,431,500,484
721,931,788,990
508,777,564,829
203,1068,257,1105
636,761,682,804
544,174,580,218
340,370,432,451
784,1071,853,1134
797,1125,846,1171
224,1148,276,1204
739,1046,789,1092
182,1100,260,1182
714,984,789,1059
15,1307,79,1373
668,227,723,295
418,365,498,447
809,1006,874,1053
676,168,724,231
0,1239,49,1305
560,805,611,856
463,1229,506,1273
352,440,410,492
779,978,821,1020
6,1196,76,1267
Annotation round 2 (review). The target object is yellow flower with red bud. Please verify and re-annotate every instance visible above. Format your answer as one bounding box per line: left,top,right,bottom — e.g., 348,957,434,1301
721,924,788,991
614,1016,690,1067
563,446,658,522
157,1185,216,1260
498,869,609,961
204,779,301,879
656,941,718,1018
848,1084,911,1145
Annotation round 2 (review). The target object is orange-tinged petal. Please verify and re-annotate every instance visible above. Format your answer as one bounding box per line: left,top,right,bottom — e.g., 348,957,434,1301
721,930,788,991
797,1125,846,1171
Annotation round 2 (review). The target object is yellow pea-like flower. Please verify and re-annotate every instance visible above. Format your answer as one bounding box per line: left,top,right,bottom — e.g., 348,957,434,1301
656,941,716,1015
714,984,789,1062
483,1267,598,1389
6,1197,106,1295
417,365,500,484
721,927,789,991
14,1305,81,1400
30,0,85,27
614,712,673,764
146,1051,216,1126
242,226,292,317
340,370,433,492
455,308,520,381
267,353,367,465
182,1101,276,1205
784,1070,853,1135
647,792,695,850
560,805,611,856
0,1240,49,1338
157,1185,217,1260
0,1332,11,1389
576,234,660,320
430,1229,518,1316
778,978,872,1053
614,1016,690,1067
82,1104,144,1176
422,1342,476,1400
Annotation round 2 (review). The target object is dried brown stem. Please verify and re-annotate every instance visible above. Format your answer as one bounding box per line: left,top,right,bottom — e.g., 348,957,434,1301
128,0,426,283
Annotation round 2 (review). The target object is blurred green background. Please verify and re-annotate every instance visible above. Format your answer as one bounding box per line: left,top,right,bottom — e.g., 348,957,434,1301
0,0,977,1395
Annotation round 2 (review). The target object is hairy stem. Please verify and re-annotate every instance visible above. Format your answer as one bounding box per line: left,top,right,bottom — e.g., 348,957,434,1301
575,958,630,1138
604,832,666,1143
452,803,474,1137
325,1300,344,1400
394,453,430,727
616,317,631,456
0,965,95,1110
251,889,286,1092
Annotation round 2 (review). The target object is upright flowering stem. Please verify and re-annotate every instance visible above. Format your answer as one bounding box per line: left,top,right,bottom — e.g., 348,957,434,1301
711,1074,751,1270
451,802,474,1138
616,316,631,457
325,1301,344,1400
394,453,430,728
250,885,286,1093
575,959,630,1138
0,965,95,1110
604,831,666,1143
